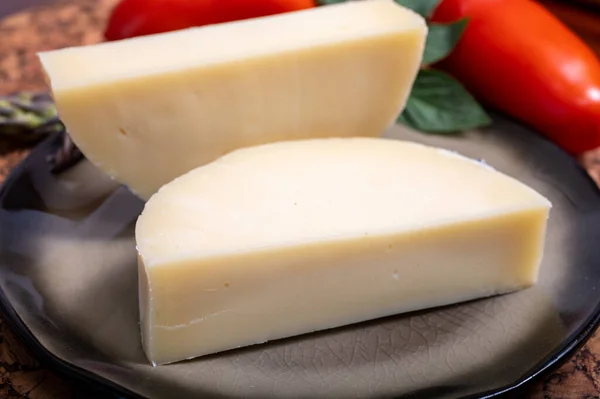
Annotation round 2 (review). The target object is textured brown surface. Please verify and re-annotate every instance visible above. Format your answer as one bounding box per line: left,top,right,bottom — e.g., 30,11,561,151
0,0,118,94
0,0,600,398
0,319,74,399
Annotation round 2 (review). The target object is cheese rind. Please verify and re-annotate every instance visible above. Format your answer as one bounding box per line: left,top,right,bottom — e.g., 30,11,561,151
136,138,551,365
38,0,427,199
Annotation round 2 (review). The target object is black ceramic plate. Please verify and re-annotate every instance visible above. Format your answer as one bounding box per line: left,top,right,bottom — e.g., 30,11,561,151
1,118,600,399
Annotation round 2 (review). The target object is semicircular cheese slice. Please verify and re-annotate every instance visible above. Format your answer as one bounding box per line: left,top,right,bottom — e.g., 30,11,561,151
38,0,427,200
135,137,551,365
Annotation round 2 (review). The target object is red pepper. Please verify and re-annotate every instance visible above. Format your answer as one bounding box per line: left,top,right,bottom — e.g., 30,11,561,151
431,0,600,155
105,0,316,42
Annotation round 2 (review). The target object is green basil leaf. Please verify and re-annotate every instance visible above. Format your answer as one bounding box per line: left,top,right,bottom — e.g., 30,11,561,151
394,0,441,17
398,69,492,133
422,19,467,65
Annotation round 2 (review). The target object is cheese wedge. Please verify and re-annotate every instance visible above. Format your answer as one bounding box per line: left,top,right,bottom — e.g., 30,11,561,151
38,0,427,200
135,137,551,366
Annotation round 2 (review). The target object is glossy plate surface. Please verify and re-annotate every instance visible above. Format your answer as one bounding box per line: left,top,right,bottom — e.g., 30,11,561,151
1,118,600,399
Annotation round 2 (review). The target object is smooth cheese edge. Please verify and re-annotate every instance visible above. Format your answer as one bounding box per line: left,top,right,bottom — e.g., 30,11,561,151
136,138,551,264
138,208,549,365
135,138,551,365
38,0,425,90
38,0,427,200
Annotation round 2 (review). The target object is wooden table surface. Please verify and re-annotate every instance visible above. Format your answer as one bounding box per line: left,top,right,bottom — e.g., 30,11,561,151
1,0,600,397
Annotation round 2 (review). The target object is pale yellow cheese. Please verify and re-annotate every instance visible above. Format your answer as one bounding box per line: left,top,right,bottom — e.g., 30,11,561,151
135,137,551,366
38,0,427,200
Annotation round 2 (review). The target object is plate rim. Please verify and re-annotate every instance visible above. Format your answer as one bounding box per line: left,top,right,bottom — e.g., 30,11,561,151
1,131,600,399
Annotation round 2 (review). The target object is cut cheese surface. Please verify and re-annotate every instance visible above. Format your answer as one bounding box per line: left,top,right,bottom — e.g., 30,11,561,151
135,137,551,366
39,0,427,199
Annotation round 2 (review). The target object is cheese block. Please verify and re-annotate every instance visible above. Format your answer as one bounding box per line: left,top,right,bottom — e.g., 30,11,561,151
135,137,551,366
38,0,427,200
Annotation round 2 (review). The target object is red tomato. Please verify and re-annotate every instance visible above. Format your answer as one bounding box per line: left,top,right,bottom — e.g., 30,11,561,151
432,0,600,155
105,0,316,41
